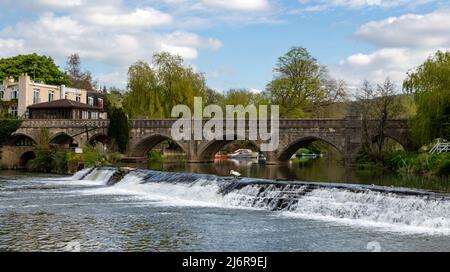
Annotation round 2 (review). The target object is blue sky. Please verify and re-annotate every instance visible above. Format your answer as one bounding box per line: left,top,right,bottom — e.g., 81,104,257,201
0,0,449,93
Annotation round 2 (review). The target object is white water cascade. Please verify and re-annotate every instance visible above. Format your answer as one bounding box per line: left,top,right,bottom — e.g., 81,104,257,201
70,168,450,234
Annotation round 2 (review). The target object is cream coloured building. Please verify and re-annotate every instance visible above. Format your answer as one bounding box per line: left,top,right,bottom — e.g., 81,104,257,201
0,74,88,117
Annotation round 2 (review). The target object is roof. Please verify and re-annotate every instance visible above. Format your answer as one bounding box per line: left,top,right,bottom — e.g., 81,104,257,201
27,99,102,110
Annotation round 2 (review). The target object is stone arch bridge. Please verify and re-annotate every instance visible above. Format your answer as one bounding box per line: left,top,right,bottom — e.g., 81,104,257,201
0,118,411,168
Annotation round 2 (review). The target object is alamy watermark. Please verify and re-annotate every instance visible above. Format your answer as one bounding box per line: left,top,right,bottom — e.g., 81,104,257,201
170,97,280,152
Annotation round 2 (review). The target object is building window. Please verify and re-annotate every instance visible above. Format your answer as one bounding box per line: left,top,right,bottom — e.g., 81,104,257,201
9,106,18,117
64,93,68,99
98,98,104,108
0,87,4,100
33,89,40,104
82,111,89,119
88,97,94,106
48,90,55,101
76,95,81,102
11,86,18,99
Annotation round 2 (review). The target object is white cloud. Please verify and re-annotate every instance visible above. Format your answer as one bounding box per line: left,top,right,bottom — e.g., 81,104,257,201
35,0,83,8
299,0,436,11
332,9,450,91
0,0,223,88
355,11,450,48
84,7,173,27
201,0,271,11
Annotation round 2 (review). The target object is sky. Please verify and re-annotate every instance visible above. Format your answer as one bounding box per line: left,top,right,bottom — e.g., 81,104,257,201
0,0,449,94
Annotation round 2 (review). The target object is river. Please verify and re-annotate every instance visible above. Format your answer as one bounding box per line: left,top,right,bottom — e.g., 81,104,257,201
0,159,449,252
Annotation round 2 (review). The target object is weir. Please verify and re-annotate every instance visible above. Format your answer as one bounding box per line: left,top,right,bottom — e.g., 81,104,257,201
73,167,450,233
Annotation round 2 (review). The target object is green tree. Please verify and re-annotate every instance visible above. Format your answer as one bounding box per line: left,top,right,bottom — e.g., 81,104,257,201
106,87,124,109
205,88,224,105
0,119,22,146
123,52,207,118
0,53,69,85
404,50,450,146
27,128,55,173
222,89,265,107
123,61,164,118
108,107,130,153
266,47,347,118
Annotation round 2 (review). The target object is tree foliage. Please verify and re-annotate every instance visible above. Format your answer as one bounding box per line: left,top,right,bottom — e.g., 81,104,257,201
66,53,97,90
0,119,22,146
221,89,267,108
265,47,347,117
27,128,56,173
123,52,207,118
0,53,69,85
107,107,130,153
404,50,450,146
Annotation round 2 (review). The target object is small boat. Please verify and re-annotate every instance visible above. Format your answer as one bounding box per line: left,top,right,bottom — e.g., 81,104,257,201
291,153,323,159
214,154,229,160
228,149,258,159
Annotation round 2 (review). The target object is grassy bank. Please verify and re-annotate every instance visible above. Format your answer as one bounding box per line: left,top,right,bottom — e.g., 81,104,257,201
386,152,450,177
356,149,450,177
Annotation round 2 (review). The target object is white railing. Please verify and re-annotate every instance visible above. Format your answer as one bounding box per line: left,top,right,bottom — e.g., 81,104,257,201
430,142,450,154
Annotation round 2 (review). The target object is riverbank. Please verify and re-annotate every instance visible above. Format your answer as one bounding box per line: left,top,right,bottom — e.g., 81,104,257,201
356,151,450,178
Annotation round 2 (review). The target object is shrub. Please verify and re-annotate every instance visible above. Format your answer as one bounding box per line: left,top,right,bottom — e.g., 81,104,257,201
52,151,68,174
148,150,164,162
68,144,110,167
438,159,450,176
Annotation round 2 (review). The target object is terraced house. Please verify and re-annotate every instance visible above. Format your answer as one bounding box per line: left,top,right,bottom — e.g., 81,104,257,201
0,74,106,119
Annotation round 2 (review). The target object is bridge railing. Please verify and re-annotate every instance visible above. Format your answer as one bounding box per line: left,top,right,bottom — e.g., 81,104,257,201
19,118,409,130
129,118,350,129
21,119,110,128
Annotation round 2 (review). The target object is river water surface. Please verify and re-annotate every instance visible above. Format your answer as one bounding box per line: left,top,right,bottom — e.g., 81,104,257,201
0,159,449,252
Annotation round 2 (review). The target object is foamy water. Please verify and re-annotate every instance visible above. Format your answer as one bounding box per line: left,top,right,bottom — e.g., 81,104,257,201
62,168,450,235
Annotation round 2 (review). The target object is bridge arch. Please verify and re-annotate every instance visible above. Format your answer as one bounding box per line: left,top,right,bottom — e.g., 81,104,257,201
7,133,36,146
89,133,108,145
371,133,409,151
50,132,77,147
19,151,36,167
198,136,264,162
129,133,187,157
276,136,344,162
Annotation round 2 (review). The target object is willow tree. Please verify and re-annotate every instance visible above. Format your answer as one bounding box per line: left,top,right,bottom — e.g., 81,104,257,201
123,61,163,118
153,52,207,116
123,52,207,118
404,50,450,146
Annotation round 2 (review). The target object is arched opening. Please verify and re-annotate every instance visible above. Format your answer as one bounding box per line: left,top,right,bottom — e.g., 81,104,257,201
130,134,187,161
7,134,36,146
199,138,263,162
19,151,36,168
89,133,108,146
50,133,77,149
277,136,343,163
371,134,406,153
